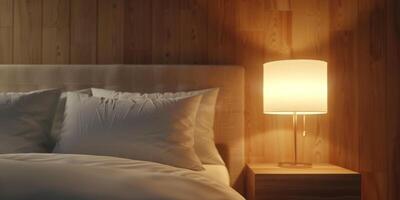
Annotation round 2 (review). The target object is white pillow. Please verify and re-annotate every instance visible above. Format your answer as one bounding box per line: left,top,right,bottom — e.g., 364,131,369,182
92,88,225,165
0,89,61,153
50,89,92,145
54,92,204,171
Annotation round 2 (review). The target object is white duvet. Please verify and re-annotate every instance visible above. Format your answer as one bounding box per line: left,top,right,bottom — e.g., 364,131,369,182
0,154,244,200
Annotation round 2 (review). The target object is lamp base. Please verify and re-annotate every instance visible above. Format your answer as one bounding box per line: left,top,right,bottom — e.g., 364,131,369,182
278,162,312,168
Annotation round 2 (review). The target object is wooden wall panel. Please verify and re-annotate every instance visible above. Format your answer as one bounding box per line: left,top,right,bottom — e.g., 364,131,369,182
13,0,42,64
240,30,267,162
151,0,181,63
42,0,70,64
358,0,388,199
291,0,329,59
386,1,400,199
265,0,291,11
238,0,270,165
206,0,237,64
180,0,208,64
0,0,13,63
124,0,152,63
98,0,124,64
0,0,398,199
238,0,265,31
70,0,97,64
329,0,359,171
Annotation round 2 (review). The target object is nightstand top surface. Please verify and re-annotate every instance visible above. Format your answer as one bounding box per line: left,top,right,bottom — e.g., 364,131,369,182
247,163,359,174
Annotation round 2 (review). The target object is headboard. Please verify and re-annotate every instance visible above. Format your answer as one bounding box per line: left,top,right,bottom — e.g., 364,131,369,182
0,64,245,193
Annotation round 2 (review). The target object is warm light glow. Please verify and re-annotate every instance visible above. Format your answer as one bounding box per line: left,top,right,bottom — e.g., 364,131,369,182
263,59,327,115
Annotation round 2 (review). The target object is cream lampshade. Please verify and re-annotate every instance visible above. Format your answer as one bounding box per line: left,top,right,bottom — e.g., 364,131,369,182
263,59,327,115
263,59,328,168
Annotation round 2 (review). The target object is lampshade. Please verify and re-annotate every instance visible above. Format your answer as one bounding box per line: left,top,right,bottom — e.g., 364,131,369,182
263,59,327,115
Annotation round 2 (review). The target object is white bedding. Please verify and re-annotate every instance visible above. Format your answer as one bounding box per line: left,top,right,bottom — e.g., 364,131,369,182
0,153,244,200
202,165,231,186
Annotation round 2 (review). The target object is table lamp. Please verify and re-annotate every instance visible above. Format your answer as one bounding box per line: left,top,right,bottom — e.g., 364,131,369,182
263,59,327,168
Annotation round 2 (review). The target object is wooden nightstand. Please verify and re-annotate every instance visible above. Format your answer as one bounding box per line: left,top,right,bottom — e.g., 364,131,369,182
246,163,361,200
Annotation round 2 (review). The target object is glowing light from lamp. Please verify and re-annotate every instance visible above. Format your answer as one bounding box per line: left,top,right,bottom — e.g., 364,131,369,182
263,59,327,115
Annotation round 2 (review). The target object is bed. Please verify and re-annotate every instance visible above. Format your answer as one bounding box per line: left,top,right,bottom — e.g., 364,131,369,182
0,65,245,200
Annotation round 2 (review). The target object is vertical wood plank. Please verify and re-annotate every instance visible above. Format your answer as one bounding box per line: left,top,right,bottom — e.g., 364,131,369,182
238,33,265,141
357,0,388,199
237,0,264,31
265,0,291,11
263,11,292,58
0,0,13,63
70,0,97,64
124,0,152,64
152,0,181,64
180,0,208,64
237,0,265,165
42,0,70,64
98,0,124,64
386,0,399,199
207,0,237,64
13,0,42,64
329,0,359,171
291,0,329,59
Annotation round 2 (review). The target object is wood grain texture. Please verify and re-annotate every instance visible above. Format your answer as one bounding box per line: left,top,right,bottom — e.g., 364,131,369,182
358,0,388,200
247,163,361,200
123,0,152,63
0,0,13,63
248,163,359,174
151,0,181,63
291,0,329,59
329,0,359,171
386,1,400,199
265,0,291,11
98,0,124,64
0,0,12,28
263,10,292,59
180,0,208,64
13,0,42,64
70,0,97,64
42,0,70,64
238,0,264,31
206,0,237,64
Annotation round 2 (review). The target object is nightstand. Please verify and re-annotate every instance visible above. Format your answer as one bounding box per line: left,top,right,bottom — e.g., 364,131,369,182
246,163,361,200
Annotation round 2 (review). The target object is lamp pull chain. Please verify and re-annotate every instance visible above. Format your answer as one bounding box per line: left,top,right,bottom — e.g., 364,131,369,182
303,115,307,136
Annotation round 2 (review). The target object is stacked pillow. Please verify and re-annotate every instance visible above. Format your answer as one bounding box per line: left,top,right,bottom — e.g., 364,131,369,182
0,88,223,171
54,92,204,170
0,89,61,153
50,89,92,145
91,88,225,165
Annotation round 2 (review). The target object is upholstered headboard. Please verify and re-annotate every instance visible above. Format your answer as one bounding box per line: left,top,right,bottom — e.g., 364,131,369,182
0,65,245,193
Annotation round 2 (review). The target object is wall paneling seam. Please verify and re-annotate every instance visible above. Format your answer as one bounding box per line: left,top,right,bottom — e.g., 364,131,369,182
11,0,14,64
